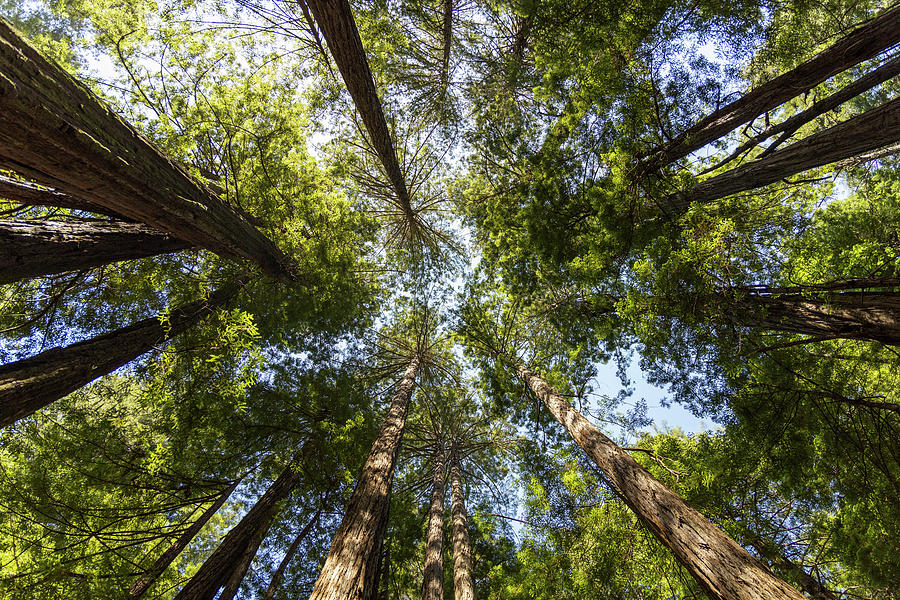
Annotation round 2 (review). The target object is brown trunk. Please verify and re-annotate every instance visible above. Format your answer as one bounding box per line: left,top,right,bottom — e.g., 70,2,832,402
513,362,805,600
0,20,294,280
128,480,240,600
749,539,838,600
309,355,420,600
449,453,475,600
667,96,900,211
421,450,446,600
173,459,302,600
0,174,123,217
303,0,412,215
641,4,900,171
261,509,321,600
0,281,243,428
0,219,191,284
439,0,454,95
215,524,268,600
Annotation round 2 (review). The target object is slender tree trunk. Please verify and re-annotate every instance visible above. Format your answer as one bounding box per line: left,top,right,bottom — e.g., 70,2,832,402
512,362,806,600
375,544,390,600
261,509,321,600
309,355,420,600
640,4,900,171
439,0,454,96
449,453,475,600
0,219,191,284
666,96,900,211
0,281,243,428
421,450,446,600
748,539,839,600
128,480,240,600
303,0,413,215
173,459,302,600
0,20,294,280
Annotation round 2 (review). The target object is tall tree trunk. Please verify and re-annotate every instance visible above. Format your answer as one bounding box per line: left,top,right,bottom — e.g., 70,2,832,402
421,450,446,600
303,0,413,216
512,362,806,600
439,0,454,96
0,20,295,281
666,96,900,212
261,509,321,600
309,355,420,600
128,479,241,600
0,219,191,284
173,459,302,600
640,4,900,171
748,538,839,600
0,281,243,428
449,452,475,600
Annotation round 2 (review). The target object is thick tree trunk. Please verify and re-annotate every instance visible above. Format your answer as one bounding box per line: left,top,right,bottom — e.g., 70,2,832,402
0,281,242,428
173,459,302,600
309,355,420,600
449,454,475,600
513,362,805,600
128,480,240,600
0,219,191,284
303,0,413,215
641,4,900,171
666,96,900,211
261,509,321,600
421,450,446,600
0,20,294,280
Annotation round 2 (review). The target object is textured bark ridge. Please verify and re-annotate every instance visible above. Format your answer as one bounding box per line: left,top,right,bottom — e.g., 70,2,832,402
0,20,295,280
309,356,420,600
514,363,806,600
421,451,446,600
262,509,321,600
641,4,900,171
0,219,191,284
667,96,900,211
304,0,413,215
128,480,240,600
173,460,302,600
0,281,241,428
449,454,475,600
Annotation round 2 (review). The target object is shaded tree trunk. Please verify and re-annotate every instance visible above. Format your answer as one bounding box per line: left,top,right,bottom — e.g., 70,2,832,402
0,174,122,217
748,538,839,600
421,450,446,600
0,281,243,428
0,219,191,284
309,355,420,600
449,452,474,600
128,479,241,600
303,0,413,215
173,459,302,600
0,20,294,280
261,509,321,600
512,362,806,600
641,4,900,171
439,0,454,96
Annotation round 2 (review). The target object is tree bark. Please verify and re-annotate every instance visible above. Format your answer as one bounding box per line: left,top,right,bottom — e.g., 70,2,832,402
173,459,302,600
261,509,321,600
449,453,475,600
421,450,446,600
0,174,122,217
128,479,240,600
513,362,806,600
309,355,420,600
640,4,900,171
0,281,243,428
303,0,413,215
748,539,839,600
666,96,900,212
0,219,191,284
0,20,295,280
439,0,454,96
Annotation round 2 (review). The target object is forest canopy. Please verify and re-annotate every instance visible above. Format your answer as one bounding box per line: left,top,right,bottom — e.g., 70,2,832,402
0,1,899,599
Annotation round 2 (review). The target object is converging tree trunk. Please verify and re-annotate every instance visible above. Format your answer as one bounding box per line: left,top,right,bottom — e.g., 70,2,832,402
421,449,446,600
0,20,294,280
640,3,900,171
0,219,191,284
303,0,413,215
128,479,241,600
512,362,806,600
309,355,421,600
261,509,321,600
449,451,475,600
0,281,243,428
